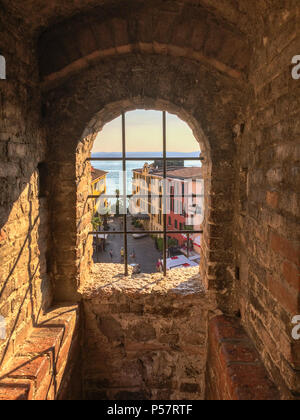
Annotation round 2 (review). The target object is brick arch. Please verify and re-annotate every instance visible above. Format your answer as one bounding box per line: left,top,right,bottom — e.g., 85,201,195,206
44,52,246,310
39,0,251,90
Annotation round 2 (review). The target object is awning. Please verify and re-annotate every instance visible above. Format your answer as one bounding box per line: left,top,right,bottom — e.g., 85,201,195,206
93,234,108,239
193,235,202,247
165,255,199,270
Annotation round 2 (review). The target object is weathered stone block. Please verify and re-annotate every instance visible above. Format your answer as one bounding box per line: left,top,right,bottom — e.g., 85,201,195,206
80,264,214,400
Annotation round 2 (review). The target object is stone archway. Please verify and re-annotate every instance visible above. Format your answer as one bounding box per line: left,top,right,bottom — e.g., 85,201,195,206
44,52,246,310
76,98,211,295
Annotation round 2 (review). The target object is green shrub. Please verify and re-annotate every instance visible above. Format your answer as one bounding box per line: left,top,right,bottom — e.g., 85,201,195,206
156,238,164,252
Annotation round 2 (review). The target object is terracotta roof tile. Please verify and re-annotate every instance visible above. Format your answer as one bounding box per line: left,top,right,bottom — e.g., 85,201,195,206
91,167,108,181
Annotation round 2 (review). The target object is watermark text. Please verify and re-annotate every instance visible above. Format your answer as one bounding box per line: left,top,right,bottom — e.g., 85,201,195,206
292,55,300,80
94,172,204,224
0,315,6,340
292,316,300,340
0,55,6,80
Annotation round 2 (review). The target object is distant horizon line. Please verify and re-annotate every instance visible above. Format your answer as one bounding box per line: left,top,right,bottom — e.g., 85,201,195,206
92,151,200,156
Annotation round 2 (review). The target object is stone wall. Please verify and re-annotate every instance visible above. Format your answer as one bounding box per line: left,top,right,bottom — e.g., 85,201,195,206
233,3,300,398
0,10,52,369
80,265,217,400
76,134,96,293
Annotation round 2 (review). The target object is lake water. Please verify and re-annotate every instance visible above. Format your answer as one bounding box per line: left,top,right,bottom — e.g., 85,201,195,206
91,159,201,196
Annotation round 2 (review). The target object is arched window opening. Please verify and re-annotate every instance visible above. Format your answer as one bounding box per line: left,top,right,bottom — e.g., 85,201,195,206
87,110,204,276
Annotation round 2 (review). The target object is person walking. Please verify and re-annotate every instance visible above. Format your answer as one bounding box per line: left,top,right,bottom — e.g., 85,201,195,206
156,259,163,273
109,249,113,261
120,247,124,262
130,249,136,261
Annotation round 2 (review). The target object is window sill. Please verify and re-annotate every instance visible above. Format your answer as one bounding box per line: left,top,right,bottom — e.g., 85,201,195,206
79,264,206,299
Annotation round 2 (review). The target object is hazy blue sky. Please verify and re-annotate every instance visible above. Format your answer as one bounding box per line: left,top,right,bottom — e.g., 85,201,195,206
92,110,200,154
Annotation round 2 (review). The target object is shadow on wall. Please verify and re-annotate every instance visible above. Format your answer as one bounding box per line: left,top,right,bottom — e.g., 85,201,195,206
0,169,53,368
0,305,81,400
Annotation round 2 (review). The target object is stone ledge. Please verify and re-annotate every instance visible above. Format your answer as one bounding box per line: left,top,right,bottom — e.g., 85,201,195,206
206,315,281,400
79,264,206,299
0,304,80,400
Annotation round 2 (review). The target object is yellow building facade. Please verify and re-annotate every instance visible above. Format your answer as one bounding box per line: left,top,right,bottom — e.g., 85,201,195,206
91,167,108,214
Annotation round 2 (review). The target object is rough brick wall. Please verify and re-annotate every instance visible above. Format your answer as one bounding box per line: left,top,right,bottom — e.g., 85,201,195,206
0,11,52,368
233,3,300,399
80,265,217,400
206,315,280,400
0,304,81,400
38,1,250,90
76,135,96,294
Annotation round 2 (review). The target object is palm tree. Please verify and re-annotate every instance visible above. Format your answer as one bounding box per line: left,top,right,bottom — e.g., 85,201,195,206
92,215,103,231
115,189,120,217
102,208,111,230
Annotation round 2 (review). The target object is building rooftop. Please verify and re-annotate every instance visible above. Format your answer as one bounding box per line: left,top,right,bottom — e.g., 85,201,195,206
91,167,108,181
133,166,203,180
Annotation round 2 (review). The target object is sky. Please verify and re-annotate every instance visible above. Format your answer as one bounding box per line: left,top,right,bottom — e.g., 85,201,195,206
92,110,200,154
